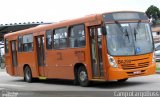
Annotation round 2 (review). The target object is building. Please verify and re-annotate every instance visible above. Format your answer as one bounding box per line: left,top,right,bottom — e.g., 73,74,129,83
0,22,51,65
0,22,47,41
152,24,160,43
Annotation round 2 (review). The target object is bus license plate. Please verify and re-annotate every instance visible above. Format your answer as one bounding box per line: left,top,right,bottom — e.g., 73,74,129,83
133,71,141,75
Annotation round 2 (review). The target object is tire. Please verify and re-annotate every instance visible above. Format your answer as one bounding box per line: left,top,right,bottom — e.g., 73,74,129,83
117,78,128,82
24,66,33,83
78,66,89,87
73,70,79,85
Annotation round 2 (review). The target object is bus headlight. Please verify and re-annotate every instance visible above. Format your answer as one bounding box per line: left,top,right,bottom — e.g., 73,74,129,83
108,55,118,68
152,52,156,64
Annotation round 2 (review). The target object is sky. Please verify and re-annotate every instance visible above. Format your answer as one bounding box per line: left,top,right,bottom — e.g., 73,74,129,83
0,0,160,24
0,0,160,55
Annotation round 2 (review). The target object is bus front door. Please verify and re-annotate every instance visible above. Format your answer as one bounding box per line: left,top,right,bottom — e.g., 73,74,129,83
90,26,104,78
35,36,45,77
11,40,18,76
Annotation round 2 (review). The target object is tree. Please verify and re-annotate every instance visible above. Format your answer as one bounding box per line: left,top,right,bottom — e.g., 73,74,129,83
145,5,160,25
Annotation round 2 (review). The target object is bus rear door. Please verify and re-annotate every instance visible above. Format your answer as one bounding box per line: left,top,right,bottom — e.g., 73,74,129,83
35,35,46,77
11,40,18,76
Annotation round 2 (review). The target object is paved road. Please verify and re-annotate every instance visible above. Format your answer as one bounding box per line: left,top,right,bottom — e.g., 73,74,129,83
0,69,160,97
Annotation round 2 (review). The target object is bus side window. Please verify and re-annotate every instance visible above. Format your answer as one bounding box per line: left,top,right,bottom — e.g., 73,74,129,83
18,36,23,52
46,30,53,49
5,39,9,53
69,24,86,48
59,28,67,48
53,30,59,49
53,27,67,49
22,34,33,52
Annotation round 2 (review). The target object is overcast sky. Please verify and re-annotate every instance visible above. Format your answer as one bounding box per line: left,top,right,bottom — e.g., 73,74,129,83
0,0,160,55
0,0,160,24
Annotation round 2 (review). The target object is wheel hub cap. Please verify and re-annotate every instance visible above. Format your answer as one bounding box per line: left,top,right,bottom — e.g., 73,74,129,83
80,71,87,82
26,69,30,80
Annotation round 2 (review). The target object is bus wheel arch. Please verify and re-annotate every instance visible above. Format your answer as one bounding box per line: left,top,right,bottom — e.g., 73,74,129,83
74,63,89,87
23,64,33,83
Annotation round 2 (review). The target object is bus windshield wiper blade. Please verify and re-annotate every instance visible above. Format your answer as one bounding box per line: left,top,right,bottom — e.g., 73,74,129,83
134,28,137,41
125,29,130,42
134,20,141,41
115,21,130,42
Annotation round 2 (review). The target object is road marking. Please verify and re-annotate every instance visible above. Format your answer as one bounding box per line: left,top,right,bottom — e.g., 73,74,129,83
0,84,24,87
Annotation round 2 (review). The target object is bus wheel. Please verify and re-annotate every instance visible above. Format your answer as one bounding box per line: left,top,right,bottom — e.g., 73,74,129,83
117,78,128,82
78,66,89,87
24,66,32,83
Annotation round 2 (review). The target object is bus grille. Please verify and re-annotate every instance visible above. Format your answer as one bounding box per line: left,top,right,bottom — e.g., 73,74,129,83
121,62,149,70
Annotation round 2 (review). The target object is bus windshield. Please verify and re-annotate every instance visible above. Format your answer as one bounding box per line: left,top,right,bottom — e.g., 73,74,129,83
106,22,154,56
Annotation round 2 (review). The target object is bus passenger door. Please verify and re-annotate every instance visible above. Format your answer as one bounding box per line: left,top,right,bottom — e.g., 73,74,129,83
11,40,18,76
35,36,45,77
89,26,104,78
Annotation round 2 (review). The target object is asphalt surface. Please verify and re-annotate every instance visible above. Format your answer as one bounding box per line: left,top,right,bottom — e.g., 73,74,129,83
0,69,160,97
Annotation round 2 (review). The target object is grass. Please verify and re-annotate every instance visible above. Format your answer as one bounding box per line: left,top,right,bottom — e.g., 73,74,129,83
156,68,160,71
156,62,160,71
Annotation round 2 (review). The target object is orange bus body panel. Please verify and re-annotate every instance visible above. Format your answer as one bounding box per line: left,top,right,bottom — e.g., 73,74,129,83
4,11,156,82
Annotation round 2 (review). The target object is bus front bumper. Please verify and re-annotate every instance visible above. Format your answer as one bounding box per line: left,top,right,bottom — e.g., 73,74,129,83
107,63,156,81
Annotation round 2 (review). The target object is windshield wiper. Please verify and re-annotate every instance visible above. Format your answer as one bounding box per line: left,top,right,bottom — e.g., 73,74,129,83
124,29,130,42
115,21,130,42
134,28,137,41
134,20,141,41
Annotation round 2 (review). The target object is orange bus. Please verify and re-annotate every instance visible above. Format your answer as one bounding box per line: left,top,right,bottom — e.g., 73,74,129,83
4,11,156,86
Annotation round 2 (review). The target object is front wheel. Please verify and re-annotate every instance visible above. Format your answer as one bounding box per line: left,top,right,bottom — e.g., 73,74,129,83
78,66,89,87
24,66,33,83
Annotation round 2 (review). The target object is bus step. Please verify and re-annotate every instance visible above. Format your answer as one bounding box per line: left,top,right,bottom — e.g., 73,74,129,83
90,79,106,81
39,76,47,80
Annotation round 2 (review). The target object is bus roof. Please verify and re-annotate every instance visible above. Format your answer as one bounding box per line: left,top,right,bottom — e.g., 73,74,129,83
4,11,146,38
102,11,144,15
4,13,100,38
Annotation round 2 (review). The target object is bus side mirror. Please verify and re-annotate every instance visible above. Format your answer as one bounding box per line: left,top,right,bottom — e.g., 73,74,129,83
102,26,107,35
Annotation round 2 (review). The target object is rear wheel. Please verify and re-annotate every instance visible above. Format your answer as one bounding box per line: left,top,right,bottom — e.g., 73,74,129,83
117,78,128,82
78,66,89,87
24,66,33,83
